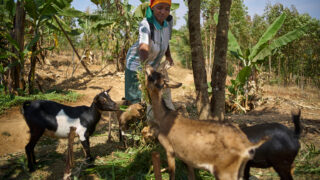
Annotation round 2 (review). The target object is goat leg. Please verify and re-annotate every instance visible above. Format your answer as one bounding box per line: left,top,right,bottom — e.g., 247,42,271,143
81,138,93,162
243,164,251,180
158,134,175,180
25,128,44,172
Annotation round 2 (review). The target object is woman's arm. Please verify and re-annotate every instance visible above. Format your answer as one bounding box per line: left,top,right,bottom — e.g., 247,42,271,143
139,43,149,62
165,45,174,66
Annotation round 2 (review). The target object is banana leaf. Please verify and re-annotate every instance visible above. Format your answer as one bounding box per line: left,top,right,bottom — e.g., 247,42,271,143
249,13,286,61
171,3,180,11
253,24,309,62
92,20,113,30
4,33,19,51
57,7,85,17
133,2,149,18
25,34,40,51
4,0,15,17
24,0,39,19
51,15,72,32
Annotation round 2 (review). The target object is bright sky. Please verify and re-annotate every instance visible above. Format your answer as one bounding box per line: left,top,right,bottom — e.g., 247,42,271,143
71,0,320,29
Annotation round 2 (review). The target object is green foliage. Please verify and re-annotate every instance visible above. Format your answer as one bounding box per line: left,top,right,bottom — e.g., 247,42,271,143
170,28,192,69
260,3,320,87
1,155,29,179
0,90,81,114
295,144,320,174
81,144,214,179
249,13,286,61
136,63,150,104
253,24,309,62
226,11,309,112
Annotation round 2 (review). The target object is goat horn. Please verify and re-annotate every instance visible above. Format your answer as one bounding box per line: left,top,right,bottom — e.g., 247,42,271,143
106,87,112,93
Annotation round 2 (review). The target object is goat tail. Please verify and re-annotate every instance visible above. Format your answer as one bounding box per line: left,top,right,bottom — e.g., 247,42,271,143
291,108,301,137
21,101,32,115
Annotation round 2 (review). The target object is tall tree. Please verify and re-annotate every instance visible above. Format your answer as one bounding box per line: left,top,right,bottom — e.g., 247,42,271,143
7,0,25,94
188,0,210,119
210,0,232,121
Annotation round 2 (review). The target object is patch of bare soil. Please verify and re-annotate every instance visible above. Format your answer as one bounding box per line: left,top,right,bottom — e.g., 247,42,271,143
0,52,319,179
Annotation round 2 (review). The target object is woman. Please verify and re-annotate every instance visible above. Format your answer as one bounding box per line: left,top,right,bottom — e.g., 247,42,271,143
125,0,174,105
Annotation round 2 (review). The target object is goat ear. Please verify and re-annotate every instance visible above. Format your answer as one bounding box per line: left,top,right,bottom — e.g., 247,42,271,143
164,80,182,89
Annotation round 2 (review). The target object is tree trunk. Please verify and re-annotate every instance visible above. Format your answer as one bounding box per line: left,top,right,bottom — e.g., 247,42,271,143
115,0,125,72
8,1,26,94
204,21,208,74
188,0,210,120
28,42,38,94
209,27,213,76
210,0,232,121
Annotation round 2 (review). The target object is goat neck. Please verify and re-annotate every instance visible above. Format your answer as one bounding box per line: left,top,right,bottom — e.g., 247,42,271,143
89,100,102,122
149,90,169,122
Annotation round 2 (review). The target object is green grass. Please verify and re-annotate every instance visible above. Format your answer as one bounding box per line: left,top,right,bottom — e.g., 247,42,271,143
0,90,81,114
79,142,320,179
80,143,215,180
295,143,320,175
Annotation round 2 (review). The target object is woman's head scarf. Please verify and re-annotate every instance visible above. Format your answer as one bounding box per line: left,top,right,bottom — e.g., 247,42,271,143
150,0,171,8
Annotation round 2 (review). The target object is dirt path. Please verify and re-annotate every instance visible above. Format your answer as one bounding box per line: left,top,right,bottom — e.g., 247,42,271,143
0,54,196,156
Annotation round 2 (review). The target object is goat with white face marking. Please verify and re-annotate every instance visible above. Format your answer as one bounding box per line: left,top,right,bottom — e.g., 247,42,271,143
21,88,118,172
145,66,269,180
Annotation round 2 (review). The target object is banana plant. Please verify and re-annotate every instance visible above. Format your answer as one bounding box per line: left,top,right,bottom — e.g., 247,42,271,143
214,13,308,112
23,0,84,93
228,13,308,81
86,0,132,70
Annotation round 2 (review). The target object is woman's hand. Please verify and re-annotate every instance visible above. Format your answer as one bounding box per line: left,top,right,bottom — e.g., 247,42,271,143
165,45,174,66
166,56,174,66
139,43,149,62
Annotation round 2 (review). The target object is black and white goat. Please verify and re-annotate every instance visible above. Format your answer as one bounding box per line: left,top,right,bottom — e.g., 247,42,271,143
21,89,118,172
241,109,301,180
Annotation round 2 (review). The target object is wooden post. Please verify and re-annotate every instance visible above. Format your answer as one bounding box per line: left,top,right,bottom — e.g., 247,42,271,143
152,151,162,180
64,127,77,180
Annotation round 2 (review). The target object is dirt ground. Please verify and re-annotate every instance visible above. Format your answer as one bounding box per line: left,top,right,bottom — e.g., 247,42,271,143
0,52,320,179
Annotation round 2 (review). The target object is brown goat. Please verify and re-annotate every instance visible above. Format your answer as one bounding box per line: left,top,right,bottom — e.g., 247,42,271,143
145,66,268,180
115,100,144,145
